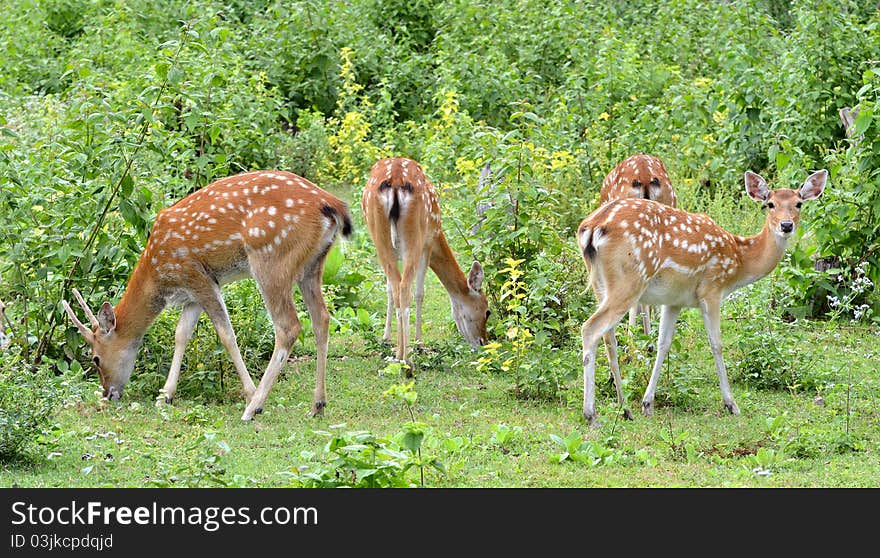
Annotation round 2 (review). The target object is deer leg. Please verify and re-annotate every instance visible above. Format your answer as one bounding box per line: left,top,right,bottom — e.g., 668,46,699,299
196,284,257,404
640,304,652,337
581,297,632,425
298,264,330,418
641,305,681,416
699,297,740,415
241,272,301,421
159,303,202,404
383,278,394,342
396,257,419,371
602,330,632,420
628,305,639,329
413,253,429,344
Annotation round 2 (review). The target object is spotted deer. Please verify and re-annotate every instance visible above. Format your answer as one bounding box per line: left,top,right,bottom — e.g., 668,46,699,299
362,157,489,371
62,170,352,420
577,169,827,424
600,154,678,335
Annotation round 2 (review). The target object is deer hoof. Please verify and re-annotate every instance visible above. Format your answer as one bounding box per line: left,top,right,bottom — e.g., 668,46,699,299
641,400,654,417
725,402,741,415
622,408,634,421
308,400,326,418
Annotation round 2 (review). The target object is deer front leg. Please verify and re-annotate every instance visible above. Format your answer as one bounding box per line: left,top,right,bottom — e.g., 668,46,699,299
159,303,202,405
641,305,681,417
699,297,740,415
383,279,394,342
413,253,429,344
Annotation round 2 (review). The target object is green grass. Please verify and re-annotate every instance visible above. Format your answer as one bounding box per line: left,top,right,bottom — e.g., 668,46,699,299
2,270,878,488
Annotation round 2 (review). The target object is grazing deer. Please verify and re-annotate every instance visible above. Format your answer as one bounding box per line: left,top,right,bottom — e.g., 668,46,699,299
577,169,827,424
62,171,352,420
361,157,489,371
600,154,678,335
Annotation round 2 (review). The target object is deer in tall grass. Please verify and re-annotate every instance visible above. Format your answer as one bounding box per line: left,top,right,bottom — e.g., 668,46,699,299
577,169,827,424
600,154,678,336
362,157,489,372
62,171,352,420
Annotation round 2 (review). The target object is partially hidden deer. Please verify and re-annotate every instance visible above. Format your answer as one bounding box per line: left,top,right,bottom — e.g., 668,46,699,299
62,170,352,420
0,299,9,350
600,154,678,336
577,169,827,424
361,157,489,372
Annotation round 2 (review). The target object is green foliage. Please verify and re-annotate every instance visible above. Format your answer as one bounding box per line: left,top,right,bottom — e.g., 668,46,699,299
147,431,236,487
489,423,521,449
731,294,832,392
0,355,62,460
283,429,425,488
548,432,618,466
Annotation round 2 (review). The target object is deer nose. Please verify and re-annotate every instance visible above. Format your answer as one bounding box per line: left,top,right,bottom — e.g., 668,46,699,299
780,221,794,233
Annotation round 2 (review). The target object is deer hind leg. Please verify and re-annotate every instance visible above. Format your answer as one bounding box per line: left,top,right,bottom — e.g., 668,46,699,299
395,235,426,372
241,262,301,421
699,297,740,415
192,280,257,404
602,330,632,420
298,260,331,418
641,304,682,416
159,303,202,404
581,283,636,425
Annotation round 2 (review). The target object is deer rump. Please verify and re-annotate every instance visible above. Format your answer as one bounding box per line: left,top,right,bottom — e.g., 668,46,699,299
376,177,417,258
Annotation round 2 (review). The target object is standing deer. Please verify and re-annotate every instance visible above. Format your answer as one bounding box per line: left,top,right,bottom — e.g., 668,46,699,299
362,157,489,372
62,170,352,420
600,154,678,335
577,169,827,424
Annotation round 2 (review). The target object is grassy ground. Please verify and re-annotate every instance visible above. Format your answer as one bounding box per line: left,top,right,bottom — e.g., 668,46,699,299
2,268,878,488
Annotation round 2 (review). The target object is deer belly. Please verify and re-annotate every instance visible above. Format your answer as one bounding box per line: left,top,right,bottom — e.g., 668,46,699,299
640,272,699,307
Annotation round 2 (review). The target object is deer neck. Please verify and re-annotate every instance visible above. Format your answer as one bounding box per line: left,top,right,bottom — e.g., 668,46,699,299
736,221,790,286
429,231,470,299
112,258,164,347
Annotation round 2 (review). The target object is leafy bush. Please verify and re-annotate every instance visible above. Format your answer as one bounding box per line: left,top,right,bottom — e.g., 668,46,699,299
0,356,61,460
283,429,422,488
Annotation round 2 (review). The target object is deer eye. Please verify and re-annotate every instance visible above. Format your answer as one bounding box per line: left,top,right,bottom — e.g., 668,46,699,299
92,356,101,368
486,310,491,319
796,201,802,209
766,202,775,209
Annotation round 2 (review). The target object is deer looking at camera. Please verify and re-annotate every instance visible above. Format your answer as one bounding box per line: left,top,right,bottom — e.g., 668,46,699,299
362,157,489,371
577,169,827,424
62,170,352,420
600,154,678,335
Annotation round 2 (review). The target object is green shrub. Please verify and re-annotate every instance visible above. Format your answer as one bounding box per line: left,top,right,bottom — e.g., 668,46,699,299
0,355,61,460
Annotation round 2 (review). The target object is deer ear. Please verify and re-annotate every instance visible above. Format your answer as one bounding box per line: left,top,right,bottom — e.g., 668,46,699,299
799,169,827,201
744,171,770,201
97,302,116,334
468,261,484,293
